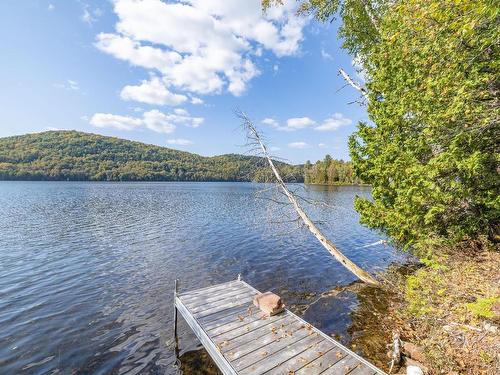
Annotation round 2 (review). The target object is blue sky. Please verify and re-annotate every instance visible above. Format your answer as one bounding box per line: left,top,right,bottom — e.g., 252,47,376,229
0,0,368,164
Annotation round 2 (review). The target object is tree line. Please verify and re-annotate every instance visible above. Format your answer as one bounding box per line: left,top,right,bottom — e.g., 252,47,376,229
0,131,304,183
304,155,362,185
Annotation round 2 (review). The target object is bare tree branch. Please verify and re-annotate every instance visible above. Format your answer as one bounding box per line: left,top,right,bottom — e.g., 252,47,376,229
339,68,369,101
238,110,380,286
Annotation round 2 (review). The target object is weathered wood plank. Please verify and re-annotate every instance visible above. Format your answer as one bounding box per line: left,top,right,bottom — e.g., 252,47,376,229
223,317,303,362
220,315,296,355
201,306,261,331
263,338,334,375
194,296,254,319
239,331,324,375
181,283,249,305
214,314,288,343
199,304,252,326
178,280,240,300
347,364,377,375
188,290,256,314
232,326,317,371
294,345,348,375
320,354,361,374
208,309,269,337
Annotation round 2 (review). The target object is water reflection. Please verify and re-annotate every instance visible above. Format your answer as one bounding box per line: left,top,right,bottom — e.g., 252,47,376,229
0,182,406,374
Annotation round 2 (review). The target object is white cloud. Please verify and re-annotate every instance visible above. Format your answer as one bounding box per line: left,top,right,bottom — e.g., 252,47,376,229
262,116,315,131
190,96,204,105
82,4,102,25
89,109,203,133
321,48,333,60
90,113,143,131
314,113,352,131
120,77,187,105
318,143,326,148
261,113,352,132
166,138,193,146
142,110,177,133
262,118,279,127
261,117,293,131
286,117,315,130
96,33,182,71
48,4,55,11
53,79,80,91
95,0,309,103
67,80,79,90
288,141,308,149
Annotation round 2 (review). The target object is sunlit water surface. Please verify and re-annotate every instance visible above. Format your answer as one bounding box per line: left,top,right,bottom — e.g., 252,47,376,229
0,182,407,374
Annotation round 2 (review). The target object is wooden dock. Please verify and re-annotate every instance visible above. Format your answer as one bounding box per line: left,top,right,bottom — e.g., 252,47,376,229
174,277,387,375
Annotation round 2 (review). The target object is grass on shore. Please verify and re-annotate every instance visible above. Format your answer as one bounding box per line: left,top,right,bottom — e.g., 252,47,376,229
381,243,500,374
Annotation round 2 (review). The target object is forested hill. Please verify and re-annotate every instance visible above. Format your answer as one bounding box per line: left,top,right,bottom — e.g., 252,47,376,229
0,131,303,182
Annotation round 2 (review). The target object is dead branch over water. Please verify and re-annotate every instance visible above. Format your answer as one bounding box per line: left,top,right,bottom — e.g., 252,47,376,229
238,110,379,286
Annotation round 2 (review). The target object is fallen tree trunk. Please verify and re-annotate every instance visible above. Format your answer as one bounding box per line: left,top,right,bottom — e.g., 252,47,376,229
239,112,380,286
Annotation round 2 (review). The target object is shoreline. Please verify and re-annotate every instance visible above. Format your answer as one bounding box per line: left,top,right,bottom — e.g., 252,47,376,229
351,249,499,374
304,182,371,187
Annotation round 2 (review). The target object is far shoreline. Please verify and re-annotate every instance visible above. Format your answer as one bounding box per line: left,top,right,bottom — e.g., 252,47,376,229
0,179,370,186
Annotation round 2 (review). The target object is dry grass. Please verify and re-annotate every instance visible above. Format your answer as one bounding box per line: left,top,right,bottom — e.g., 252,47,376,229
383,249,500,374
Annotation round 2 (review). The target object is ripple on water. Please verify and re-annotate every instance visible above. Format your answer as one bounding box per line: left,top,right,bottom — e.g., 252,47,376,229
0,182,407,374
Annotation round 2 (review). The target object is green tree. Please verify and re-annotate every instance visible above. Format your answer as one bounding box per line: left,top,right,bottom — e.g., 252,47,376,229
350,0,499,248
266,0,499,249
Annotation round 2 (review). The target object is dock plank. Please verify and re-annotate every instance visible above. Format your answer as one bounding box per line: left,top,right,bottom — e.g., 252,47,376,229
202,307,262,332
294,345,348,375
348,364,378,375
175,279,386,375
221,316,297,356
188,290,255,314
178,280,237,299
239,331,324,375
199,304,252,326
208,310,269,337
214,314,288,342
223,319,302,360
194,296,254,319
263,338,334,375
320,354,361,374
233,326,316,371
182,284,249,306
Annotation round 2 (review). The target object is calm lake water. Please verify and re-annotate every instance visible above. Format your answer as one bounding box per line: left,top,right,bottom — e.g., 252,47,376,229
0,182,406,374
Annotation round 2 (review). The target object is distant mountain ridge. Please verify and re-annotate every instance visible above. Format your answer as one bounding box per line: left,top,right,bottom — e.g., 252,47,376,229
0,131,303,182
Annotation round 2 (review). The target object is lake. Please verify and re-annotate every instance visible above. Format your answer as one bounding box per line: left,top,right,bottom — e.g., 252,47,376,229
0,182,406,374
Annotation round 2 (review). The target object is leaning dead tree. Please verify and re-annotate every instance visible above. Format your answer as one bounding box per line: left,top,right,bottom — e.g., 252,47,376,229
238,111,379,286
339,68,369,101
